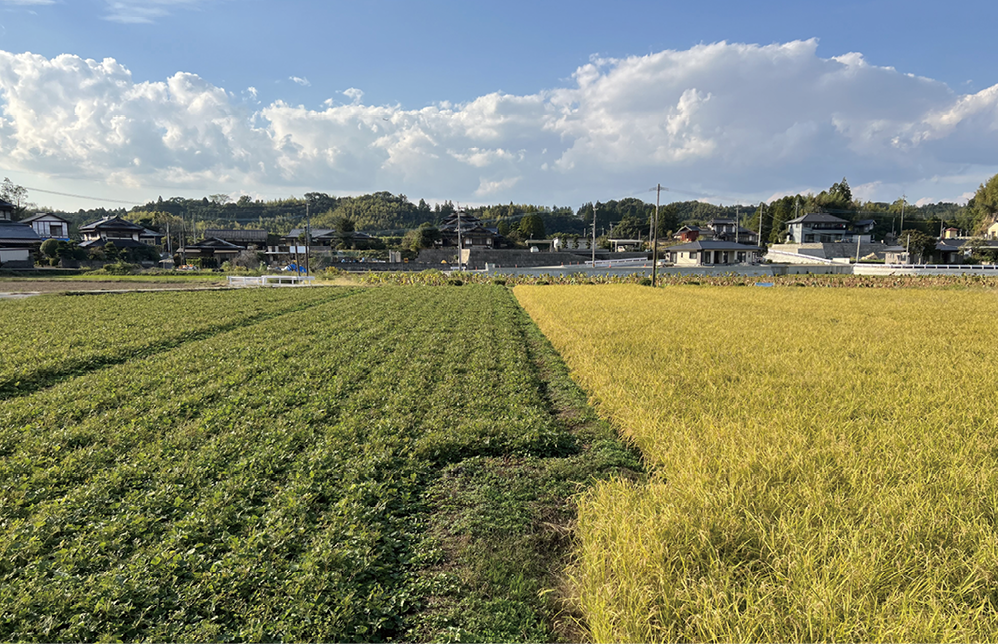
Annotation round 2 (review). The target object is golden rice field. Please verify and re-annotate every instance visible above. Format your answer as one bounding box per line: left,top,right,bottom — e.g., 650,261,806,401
516,284,998,642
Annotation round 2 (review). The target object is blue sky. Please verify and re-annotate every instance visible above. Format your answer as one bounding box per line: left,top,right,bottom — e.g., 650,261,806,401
0,0,996,212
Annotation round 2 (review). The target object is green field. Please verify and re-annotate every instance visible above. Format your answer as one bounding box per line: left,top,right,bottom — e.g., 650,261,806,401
0,286,639,642
10,280,996,642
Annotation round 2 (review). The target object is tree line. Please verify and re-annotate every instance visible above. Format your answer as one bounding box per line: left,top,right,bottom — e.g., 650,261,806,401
4,174,998,250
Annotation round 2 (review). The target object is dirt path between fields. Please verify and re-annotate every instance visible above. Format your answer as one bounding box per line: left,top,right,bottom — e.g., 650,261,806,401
0,279,227,297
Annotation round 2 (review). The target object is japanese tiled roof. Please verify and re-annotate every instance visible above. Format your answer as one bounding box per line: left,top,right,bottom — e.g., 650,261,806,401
79,216,146,232
785,212,849,224
0,220,42,243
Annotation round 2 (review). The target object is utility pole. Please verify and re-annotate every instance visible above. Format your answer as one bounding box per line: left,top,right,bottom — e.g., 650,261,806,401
456,206,463,270
900,193,906,235
305,200,311,276
180,209,187,266
591,204,596,267
652,184,665,287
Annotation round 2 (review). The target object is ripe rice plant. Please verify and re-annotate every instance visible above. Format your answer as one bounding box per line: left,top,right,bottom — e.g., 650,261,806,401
516,284,998,641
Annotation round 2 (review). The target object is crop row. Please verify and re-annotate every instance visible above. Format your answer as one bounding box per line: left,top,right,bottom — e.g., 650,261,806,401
0,285,598,641
0,287,347,398
357,269,998,288
517,284,998,641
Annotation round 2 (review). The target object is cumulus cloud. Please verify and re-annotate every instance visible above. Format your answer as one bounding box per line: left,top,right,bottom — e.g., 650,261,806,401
0,41,996,205
289,76,310,87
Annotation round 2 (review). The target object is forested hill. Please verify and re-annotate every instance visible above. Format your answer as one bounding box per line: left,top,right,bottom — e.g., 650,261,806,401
41,177,986,240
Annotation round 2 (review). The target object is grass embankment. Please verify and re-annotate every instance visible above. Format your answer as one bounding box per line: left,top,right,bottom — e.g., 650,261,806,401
517,284,998,641
0,285,639,641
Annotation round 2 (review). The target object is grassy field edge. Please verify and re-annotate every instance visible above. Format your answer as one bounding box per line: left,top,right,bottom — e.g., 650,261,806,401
403,286,644,642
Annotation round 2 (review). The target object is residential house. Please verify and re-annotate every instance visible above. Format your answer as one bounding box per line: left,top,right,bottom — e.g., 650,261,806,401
785,213,849,243
853,219,877,234
204,228,269,249
139,228,166,246
706,217,759,245
78,216,155,252
180,237,247,268
986,220,998,240
21,212,71,241
934,239,967,264
608,238,643,252
0,200,42,266
666,240,760,266
884,246,909,264
437,211,499,248
673,225,709,243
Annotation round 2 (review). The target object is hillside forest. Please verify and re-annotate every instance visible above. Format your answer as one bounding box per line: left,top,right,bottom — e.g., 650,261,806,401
4,175,998,253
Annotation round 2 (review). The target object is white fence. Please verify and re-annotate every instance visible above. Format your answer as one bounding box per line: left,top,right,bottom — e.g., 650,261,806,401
586,256,654,268
853,264,998,276
227,275,316,287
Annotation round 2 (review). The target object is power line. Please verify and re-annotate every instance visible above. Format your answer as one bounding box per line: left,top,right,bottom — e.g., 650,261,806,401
23,185,143,205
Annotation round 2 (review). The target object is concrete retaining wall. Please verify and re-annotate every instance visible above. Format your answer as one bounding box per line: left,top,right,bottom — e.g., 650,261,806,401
768,242,889,262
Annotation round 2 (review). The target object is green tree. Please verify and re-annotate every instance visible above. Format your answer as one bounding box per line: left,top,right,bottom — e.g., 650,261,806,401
334,216,356,236
518,213,546,239
401,223,440,252
815,178,854,213
0,177,28,219
102,242,120,262
40,239,59,259
611,215,646,239
898,229,935,264
968,173,998,233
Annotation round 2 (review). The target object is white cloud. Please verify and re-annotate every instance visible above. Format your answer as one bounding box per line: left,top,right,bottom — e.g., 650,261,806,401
476,176,520,196
0,41,996,206
103,0,211,24
289,76,310,87
102,0,205,24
